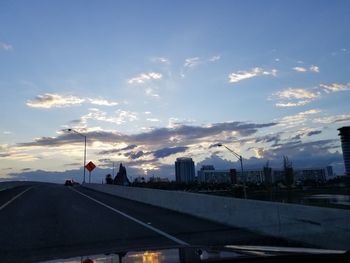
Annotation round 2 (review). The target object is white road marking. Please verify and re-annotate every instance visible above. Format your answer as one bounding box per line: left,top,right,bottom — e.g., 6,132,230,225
70,187,190,246
0,187,33,211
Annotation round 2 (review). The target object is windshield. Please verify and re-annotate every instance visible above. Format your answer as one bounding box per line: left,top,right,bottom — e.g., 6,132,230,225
0,0,350,262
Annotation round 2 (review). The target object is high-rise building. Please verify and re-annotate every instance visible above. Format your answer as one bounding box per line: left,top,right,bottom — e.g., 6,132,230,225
175,157,195,183
338,126,350,176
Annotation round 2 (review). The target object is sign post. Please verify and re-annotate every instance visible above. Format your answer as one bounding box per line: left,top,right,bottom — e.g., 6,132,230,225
85,161,96,183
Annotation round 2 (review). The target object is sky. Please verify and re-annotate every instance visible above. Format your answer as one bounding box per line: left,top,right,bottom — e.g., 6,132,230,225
1,0,350,182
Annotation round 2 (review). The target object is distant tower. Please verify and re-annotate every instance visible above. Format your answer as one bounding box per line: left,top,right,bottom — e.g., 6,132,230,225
338,126,350,176
114,163,130,186
175,157,195,183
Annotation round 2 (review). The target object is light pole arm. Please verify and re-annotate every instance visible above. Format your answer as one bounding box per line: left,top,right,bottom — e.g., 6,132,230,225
67,128,86,139
216,143,247,199
222,145,241,160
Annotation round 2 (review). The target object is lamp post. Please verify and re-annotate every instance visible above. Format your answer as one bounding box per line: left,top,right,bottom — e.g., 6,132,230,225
66,128,87,184
216,143,247,199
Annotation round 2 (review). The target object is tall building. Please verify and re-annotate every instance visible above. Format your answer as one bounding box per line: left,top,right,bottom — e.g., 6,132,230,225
338,126,350,176
175,157,195,183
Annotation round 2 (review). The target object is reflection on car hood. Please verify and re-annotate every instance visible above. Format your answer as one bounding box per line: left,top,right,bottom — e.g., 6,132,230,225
39,245,347,263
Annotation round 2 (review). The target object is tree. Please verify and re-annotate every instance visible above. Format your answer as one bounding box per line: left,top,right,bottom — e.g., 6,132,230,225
105,174,113,184
263,161,273,187
283,156,294,187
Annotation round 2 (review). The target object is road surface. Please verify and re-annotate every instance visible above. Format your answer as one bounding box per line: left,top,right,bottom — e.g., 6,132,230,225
0,183,302,262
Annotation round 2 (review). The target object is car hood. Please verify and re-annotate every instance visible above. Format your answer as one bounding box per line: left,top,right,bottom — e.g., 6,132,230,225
39,244,347,263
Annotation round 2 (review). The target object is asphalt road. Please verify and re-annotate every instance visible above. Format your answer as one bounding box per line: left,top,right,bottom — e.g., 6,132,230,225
0,183,302,262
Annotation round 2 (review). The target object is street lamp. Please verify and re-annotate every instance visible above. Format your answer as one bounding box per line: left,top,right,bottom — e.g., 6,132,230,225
216,143,247,199
66,128,87,183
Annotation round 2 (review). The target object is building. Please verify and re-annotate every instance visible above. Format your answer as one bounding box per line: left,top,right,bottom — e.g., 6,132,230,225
197,166,231,184
197,166,265,185
197,165,332,185
175,157,195,183
149,176,170,183
294,168,329,183
338,126,350,176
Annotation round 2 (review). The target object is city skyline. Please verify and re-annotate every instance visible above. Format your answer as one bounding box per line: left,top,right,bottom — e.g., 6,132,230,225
1,1,350,182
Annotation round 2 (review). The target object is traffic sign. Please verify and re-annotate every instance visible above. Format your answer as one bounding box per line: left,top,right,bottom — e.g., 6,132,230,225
85,161,96,172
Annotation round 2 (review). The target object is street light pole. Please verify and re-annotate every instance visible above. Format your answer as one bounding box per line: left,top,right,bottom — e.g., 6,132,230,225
66,128,87,184
83,135,86,183
216,143,247,199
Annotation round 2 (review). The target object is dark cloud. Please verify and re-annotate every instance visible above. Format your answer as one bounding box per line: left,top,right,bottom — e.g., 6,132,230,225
124,151,145,160
70,119,82,124
258,139,343,170
307,130,322,136
199,138,344,174
255,134,281,144
21,168,31,171
17,121,276,148
99,144,137,155
153,146,188,158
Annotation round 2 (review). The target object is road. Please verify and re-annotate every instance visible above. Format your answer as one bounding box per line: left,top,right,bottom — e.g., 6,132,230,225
0,183,302,262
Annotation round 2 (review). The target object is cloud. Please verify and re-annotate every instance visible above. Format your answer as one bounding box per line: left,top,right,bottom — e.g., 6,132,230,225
272,82,349,108
99,144,137,155
293,66,307,72
18,121,276,149
307,130,322,136
275,101,310,107
26,93,85,108
153,146,188,158
184,57,201,68
255,133,282,145
209,55,221,62
26,94,119,109
279,109,321,126
272,87,320,107
127,72,162,84
152,57,170,64
319,83,350,93
260,139,340,163
0,41,13,51
145,88,160,98
87,98,118,106
228,67,277,83
80,109,138,125
313,114,350,124
146,118,160,122
124,151,145,160
273,88,320,100
309,65,319,73
292,65,319,73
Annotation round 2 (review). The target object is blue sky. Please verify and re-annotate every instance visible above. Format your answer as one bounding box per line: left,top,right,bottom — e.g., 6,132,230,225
1,0,350,182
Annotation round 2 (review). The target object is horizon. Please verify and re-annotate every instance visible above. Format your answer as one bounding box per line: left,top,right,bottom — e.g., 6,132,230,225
1,0,350,182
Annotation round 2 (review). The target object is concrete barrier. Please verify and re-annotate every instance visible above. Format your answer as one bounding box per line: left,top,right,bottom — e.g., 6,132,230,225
84,183,350,250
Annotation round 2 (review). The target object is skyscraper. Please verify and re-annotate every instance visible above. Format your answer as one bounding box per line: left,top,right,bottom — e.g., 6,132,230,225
175,157,195,183
338,126,350,176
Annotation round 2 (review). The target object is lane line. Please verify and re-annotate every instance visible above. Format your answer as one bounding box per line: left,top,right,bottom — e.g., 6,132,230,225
70,187,190,246
0,187,33,211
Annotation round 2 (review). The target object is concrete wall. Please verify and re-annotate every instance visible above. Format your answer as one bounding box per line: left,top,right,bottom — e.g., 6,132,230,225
84,183,350,250
0,181,29,192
